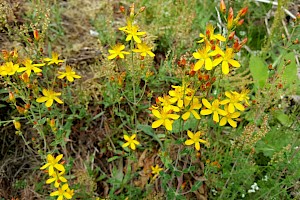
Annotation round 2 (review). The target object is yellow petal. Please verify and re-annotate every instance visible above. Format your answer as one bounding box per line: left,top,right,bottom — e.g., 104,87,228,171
54,164,65,172
213,111,219,122
202,99,211,109
228,59,240,67
45,99,54,107
124,134,130,141
222,61,229,75
195,142,200,151
182,112,190,120
152,120,164,128
36,97,48,103
228,119,237,127
200,109,212,115
185,139,194,145
130,143,136,150
212,57,223,67
191,110,201,119
54,97,63,104
204,58,213,70
219,117,227,126
152,109,162,118
228,103,235,113
164,119,173,131
234,103,245,111
194,60,204,71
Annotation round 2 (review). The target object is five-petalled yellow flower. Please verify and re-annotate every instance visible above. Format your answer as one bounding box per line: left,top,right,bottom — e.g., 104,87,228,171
184,130,207,151
108,44,130,60
40,154,65,176
36,89,63,107
50,183,73,200
58,66,81,82
122,134,140,150
44,52,64,65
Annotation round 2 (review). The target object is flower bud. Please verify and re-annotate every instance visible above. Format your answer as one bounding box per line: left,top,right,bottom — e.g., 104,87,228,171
119,6,125,13
139,6,146,13
228,31,235,40
33,30,39,41
220,0,226,14
238,7,248,17
237,19,244,26
13,120,21,130
227,7,234,30
9,92,15,102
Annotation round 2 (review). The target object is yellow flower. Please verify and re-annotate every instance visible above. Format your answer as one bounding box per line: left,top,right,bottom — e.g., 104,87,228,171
132,43,155,57
50,184,73,200
1,62,19,76
182,97,202,120
184,130,207,151
17,59,45,77
151,165,163,175
36,89,63,107
219,105,240,128
108,44,130,60
157,95,180,112
193,44,217,71
152,108,180,131
212,47,240,75
58,66,81,82
123,24,146,43
220,91,245,113
44,52,64,65
200,99,227,122
198,23,226,43
169,85,194,108
238,89,250,106
122,134,140,150
46,171,67,188
40,154,65,176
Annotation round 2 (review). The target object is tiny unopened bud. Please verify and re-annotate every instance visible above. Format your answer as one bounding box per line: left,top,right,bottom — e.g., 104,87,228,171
120,6,125,13
237,19,244,26
16,106,25,114
9,92,15,102
281,33,285,39
293,38,299,44
50,118,55,127
25,104,30,109
227,7,234,30
139,6,146,13
33,30,39,41
21,73,30,83
228,31,235,40
220,0,226,14
286,60,291,65
130,3,135,17
238,7,248,17
211,77,216,83
13,120,21,130
203,74,210,81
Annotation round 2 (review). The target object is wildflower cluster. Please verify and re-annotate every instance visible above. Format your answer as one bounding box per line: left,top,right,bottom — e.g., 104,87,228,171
40,154,74,200
108,4,155,60
150,4,249,151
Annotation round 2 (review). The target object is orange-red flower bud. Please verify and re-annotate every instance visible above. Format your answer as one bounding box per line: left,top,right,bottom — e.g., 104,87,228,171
220,0,226,14
33,30,39,41
119,6,125,13
228,31,235,40
9,92,15,102
237,19,244,26
238,7,248,17
227,7,234,30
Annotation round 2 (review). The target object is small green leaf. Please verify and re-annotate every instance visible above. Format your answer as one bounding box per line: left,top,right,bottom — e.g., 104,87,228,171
107,156,120,162
190,180,203,192
249,55,268,88
274,110,292,127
